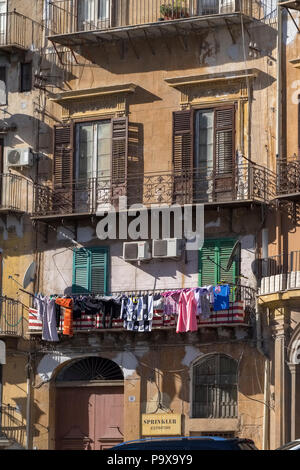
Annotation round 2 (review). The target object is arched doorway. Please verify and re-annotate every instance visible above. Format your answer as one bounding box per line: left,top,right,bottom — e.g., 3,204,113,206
55,356,124,450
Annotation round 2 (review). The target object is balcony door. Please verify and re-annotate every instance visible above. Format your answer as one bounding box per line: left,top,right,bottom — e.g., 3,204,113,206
194,107,235,202
78,0,111,31
0,1,6,45
197,0,236,15
75,120,112,212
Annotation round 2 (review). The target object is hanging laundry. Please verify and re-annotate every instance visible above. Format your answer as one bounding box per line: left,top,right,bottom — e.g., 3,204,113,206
162,291,181,316
194,288,212,319
34,296,59,342
121,295,153,332
213,285,230,311
100,296,122,329
153,294,165,317
176,290,198,333
55,298,73,337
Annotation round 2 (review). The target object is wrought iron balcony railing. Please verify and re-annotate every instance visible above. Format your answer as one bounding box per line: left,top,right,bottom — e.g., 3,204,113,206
0,11,43,51
258,251,300,295
0,297,25,337
0,404,26,447
277,156,300,200
0,173,33,214
32,160,276,218
47,0,272,43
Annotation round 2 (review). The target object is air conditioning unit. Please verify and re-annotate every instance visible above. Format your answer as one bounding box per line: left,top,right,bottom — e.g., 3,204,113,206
123,241,151,262
152,239,183,259
7,147,33,167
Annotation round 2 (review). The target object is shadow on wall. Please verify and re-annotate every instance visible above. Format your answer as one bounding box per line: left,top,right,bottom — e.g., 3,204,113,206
71,22,278,74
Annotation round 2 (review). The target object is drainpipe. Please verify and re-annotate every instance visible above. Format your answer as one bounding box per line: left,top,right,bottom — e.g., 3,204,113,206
256,297,270,450
25,356,32,450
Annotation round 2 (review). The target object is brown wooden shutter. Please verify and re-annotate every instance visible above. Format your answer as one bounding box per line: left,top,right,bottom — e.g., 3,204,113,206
53,124,74,214
213,106,235,201
172,110,193,204
111,117,128,209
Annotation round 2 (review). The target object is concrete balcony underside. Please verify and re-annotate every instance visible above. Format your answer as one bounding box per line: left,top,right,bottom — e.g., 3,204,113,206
48,12,254,47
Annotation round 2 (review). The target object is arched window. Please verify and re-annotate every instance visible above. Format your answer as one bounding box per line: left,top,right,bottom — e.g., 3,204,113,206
56,356,123,382
192,354,238,419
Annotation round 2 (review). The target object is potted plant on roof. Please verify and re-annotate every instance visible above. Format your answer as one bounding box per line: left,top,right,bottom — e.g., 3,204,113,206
160,1,189,21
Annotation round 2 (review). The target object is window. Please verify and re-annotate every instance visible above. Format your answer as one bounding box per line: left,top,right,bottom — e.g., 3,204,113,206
53,118,127,214
20,63,32,92
192,354,238,418
72,247,109,294
173,106,235,203
78,0,110,30
76,120,112,181
0,67,6,105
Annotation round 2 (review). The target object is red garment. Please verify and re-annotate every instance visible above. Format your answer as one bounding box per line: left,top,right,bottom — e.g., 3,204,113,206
55,298,73,337
176,290,198,333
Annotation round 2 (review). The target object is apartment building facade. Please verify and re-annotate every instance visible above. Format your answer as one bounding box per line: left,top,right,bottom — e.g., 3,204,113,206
0,0,295,451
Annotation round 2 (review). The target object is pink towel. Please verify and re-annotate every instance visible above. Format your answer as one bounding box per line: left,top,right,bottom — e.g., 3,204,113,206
176,290,198,333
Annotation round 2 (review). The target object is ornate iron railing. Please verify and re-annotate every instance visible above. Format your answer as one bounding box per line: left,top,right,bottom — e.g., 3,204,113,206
0,404,26,447
0,173,33,214
47,0,268,37
0,297,25,337
33,160,276,217
277,156,300,197
0,11,43,50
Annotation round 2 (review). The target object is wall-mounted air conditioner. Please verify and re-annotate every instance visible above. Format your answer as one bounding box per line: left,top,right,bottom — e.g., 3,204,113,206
152,238,183,259
123,241,151,262
6,147,33,167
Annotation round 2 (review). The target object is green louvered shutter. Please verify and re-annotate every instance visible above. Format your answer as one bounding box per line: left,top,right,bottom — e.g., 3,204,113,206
199,242,218,286
199,239,239,299
73,249,89,294
90,248,108,294
219,240,237,301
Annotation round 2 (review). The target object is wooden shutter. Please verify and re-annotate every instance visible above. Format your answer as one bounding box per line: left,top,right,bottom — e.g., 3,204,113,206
199,242,217,286
90,247,108,294
73,249,89,294
53,124,74,214
199,239,239,295
173,110,194,204
298,94,300,157
72,247,109,294
213,106,235,201
111,117,128,209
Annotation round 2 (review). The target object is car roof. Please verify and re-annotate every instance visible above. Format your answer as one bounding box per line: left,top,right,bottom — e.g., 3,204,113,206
114,436,253,447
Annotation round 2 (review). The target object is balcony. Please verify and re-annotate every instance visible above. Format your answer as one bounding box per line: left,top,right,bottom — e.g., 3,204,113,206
32,159,276,221
258,251,300,297
47,0,265,48
0,174,33,215
279,1,300,10
0,12,43,52
0,404,26,449
277,156,300,201
0,297,25,338
28,285,255,335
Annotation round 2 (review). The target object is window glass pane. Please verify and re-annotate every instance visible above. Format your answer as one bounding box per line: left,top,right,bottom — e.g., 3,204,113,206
0,66,6,105
78,123,94,180
194,109,214,170
97,121,111,178
98,0,110,20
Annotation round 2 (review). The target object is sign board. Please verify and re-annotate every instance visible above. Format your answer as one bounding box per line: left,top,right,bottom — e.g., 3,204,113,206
141,414,181,436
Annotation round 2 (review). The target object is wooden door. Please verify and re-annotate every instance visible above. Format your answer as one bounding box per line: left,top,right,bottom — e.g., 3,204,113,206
55,386,124,450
